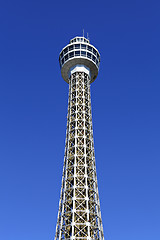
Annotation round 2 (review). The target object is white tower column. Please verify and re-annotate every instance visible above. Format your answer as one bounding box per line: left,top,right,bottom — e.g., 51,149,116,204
55,36,104,240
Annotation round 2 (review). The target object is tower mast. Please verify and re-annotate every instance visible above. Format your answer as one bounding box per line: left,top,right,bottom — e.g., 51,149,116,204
55,36,104,240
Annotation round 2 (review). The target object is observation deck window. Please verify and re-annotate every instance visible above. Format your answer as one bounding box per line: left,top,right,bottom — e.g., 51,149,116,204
92,55,96,62
62,58,64,64
93,48,97,55
76,38,83,42
64,48,68,54
87,52,91,59
75,51,80,56
65,54,68,61
69,45,74,51
87,46,92,52
75,44,80,49
81,51,86,57
69,52,74,58
81,44,86,49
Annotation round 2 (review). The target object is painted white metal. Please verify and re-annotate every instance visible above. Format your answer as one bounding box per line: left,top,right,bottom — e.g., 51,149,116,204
55,37,104,240
69,65,91,79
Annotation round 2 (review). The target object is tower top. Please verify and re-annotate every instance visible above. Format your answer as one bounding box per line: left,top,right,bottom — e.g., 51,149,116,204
70,36,90,44
59,36,100,83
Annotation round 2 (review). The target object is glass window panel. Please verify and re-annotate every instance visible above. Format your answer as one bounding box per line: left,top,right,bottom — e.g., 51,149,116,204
65,54,68,61
87,46,92,52
62,58,64,64
65,48,68,54
81,44,86,49
69,52,74,58
92,55,96,62
75,51,80,56
93,48,96,55
69,45,74,51
64,47,68,54
75,44,80,49
81,51,86,57
87,52,91,58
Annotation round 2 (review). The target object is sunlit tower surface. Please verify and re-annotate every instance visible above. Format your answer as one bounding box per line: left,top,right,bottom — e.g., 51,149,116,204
55,36,104,240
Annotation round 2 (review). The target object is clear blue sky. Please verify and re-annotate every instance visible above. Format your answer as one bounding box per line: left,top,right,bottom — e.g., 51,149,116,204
0,0,160,239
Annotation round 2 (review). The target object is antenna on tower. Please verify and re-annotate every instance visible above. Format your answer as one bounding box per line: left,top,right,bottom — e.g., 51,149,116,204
83,29,84,37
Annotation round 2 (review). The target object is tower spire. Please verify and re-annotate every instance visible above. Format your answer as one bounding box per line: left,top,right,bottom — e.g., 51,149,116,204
56,36,104,240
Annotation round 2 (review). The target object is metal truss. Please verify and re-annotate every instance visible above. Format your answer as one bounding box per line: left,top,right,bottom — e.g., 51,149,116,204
55,71,104,240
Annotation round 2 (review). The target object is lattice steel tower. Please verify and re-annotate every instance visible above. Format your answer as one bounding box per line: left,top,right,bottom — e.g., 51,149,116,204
55,36,104,240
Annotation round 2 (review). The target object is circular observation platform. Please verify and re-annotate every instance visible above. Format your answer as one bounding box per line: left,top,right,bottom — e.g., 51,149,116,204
59,36,100,83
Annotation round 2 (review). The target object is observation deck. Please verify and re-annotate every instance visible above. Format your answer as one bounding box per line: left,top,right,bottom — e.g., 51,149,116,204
59,36,100,83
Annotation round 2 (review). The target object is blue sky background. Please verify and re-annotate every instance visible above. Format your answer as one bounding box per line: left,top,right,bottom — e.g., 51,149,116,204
0,0,160,239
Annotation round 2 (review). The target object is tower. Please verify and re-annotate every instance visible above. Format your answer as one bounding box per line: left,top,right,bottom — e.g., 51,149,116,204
55,36,104,240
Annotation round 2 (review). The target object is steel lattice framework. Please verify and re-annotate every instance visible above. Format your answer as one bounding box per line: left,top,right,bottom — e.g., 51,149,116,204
55,36,104,240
